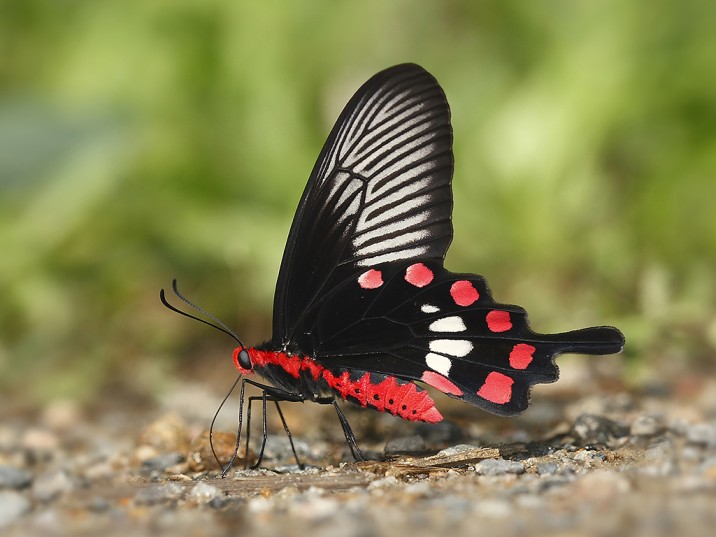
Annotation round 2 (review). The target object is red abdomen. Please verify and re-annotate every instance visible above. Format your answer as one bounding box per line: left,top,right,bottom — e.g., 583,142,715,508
234,347,442,423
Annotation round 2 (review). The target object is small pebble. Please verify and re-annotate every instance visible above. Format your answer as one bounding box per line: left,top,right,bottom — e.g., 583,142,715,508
630,415,666,437
367,476,399,489
474,499,511,518
436,444,482,457
536,462,559,476
644,440,673,461
88,498,111,512
141,453,185,473
404,481,432,497
133,482,184,505
572,414,629,445
208,496,228,509
686,423,716,448
261,435,314,462
289,497,339,521
0,491,31,528
0,466,33,490
476,459,525,476
697,456,716,477
189,481,222,503
32,470,74,502
21,429,59,461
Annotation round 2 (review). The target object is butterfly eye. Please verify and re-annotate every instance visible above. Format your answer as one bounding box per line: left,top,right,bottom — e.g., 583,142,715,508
236,348,252,370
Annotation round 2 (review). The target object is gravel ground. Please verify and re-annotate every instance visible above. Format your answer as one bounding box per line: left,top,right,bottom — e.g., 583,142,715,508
1,363,715,537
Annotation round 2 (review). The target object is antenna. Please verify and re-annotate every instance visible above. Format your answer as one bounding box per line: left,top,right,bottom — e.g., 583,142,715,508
159,280,245,347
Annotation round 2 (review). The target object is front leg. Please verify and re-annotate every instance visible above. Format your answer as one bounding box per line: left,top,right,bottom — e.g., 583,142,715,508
217,378,305,475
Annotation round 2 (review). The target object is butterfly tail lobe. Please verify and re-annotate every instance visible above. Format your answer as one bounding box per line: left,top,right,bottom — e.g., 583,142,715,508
541,326,625,356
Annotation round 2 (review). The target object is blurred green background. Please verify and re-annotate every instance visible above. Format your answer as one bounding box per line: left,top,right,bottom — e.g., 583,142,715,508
2,0,714,404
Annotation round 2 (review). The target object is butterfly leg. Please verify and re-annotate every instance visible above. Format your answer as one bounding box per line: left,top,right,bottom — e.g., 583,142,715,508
247,391,270,469
246,394,306,469
273,399,305,470
243,394,266,469
219,378,248,477
330,400,366,462
239,379,305,470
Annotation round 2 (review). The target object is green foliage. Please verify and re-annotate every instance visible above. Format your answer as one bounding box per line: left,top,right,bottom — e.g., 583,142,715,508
1,0,714,400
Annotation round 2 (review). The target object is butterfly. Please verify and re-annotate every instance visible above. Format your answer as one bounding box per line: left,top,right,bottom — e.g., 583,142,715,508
162,64,624,471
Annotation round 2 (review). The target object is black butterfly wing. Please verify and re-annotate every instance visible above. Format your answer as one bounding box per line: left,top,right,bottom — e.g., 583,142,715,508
309,260,624,416
272,64,453,350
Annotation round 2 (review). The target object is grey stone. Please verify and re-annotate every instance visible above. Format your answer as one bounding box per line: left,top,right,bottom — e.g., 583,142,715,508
436,444,482,457
32,470,74,502
536,462,559,476
134,482,184,505
189,481,222,503
686,423,716,448
208,496,229,509
261,435,314,462
0,491,31,528
630,415,666,437
141,452,185,473
476,458,525,476
88,498,111,512
697,456,716,475
384,435,426,455
572,414,629,445
415,421,465,444
0,466,33,490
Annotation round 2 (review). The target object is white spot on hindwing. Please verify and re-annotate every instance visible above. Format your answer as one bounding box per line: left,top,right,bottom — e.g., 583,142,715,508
421,304,440,314
425,353,452,376
429,316,466,332
429,339,473,357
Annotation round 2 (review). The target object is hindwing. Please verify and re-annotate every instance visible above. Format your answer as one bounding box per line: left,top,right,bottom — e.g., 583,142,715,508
307,261,623,416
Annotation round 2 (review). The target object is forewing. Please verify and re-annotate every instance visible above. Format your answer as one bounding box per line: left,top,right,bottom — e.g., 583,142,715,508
310,261,625,416
273,64,453,347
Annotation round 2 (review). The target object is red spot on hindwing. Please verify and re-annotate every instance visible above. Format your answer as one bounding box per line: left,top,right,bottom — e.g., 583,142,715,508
509,343,535,369
421,371,463,396
477,372,514,404
450,280,479,306
358,269,383,289
405,263,434,287
486,310,512,332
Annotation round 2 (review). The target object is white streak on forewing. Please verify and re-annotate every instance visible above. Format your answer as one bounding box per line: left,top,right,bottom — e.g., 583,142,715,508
354,229,429,256
366,158,439,198
429,339,473,357
334,177,362,208
336,195,362,227
325,171,351,201
371,101,429,136
352,211,430,247
360,194,432,231
355,246,429,267
353,111,434,164
339,95,380,158
369,89,415,127
359,142,435,179
429,317,466,333
425,353,452,376
358,178,431,227
421,304,440,314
